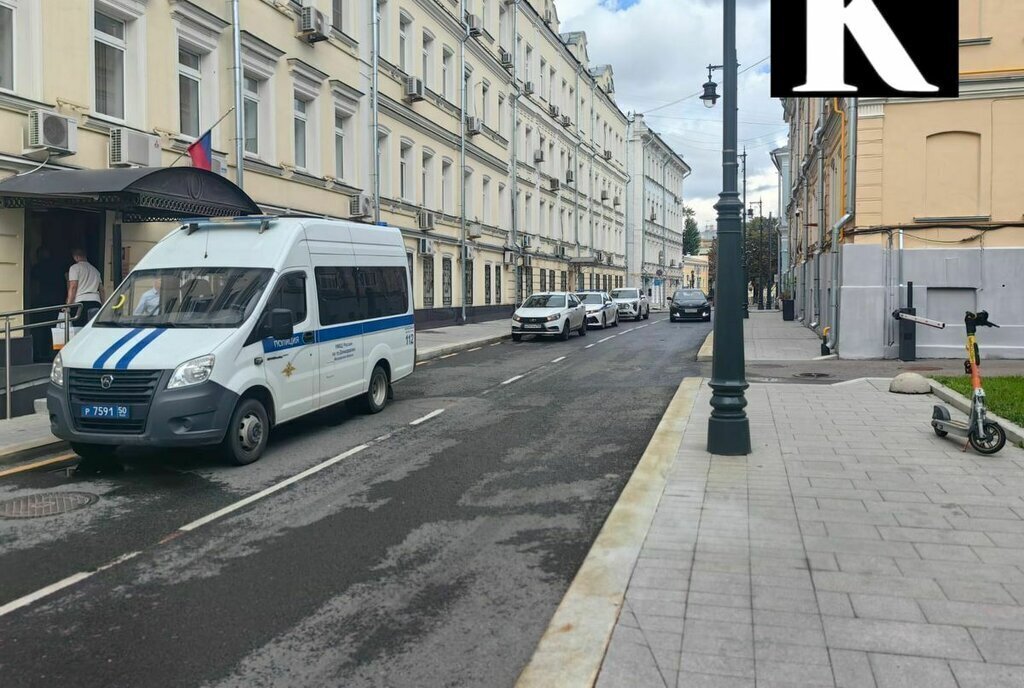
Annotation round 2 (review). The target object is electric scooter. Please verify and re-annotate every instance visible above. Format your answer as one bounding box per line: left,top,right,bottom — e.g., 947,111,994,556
926,311,1006,454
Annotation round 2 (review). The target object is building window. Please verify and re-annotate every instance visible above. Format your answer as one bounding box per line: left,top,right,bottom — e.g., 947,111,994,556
379,0,390,57
334,113,348,181
293,96,308,169
377,130,390,196
524,45,532,83
539,58,546,98
527,266,534,295
540,268,547,292
400,140,412,200
561,270,567,291
332,0,344,32
481,176,491,225
442,257,452,307
494,265,501,304
243,76,260,155
422,31,433,88
442,47,453,100
398,13,411,72
463,168,473,219
441,159,453,213
481,81,490,125
422,255,434,308
178,47,202,138
94,11,126,119
485,265,492,305
549,270,555,292
497,94,506,137
464,259,473,305
421,149,434,207
0,4,11,91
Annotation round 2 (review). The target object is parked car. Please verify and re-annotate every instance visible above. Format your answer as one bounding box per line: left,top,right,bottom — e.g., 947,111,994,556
511,292,587,341
610,287,650,321
669,288,712,322
576,291,619,329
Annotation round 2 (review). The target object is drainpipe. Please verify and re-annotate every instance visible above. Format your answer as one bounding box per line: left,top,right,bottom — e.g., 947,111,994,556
661,157,669,306
828,97,856,351
459,0,468,323
641,133,647,287
589,72,596,289
510,0,520,304
625,116,632,286
814,99,825,327
573,65,581,286
230,0,244,188
371,0,381,223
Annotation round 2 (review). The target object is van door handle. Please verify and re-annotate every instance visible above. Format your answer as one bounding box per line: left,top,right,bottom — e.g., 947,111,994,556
303,332,315,344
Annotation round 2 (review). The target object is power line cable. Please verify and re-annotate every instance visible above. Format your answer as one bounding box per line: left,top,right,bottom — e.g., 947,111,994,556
641,55,771,115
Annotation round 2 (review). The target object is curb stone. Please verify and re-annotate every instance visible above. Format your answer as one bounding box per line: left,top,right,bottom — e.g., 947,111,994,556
415,333,510,363
696,331,713,362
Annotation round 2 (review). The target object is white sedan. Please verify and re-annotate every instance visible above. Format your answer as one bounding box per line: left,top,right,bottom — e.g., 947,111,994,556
511,292,587,341
576,291,619,329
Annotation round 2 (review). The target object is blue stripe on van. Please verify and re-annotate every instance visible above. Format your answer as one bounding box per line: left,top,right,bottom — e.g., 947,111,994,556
260,313,414,353
92,328,145,369
114,328,167,369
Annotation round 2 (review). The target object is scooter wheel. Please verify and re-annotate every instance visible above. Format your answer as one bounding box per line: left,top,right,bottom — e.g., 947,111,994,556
969,422,1006,455
932,405,951,437
933,425,948,438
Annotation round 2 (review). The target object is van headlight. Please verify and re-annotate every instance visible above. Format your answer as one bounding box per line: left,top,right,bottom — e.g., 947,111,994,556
168,354,215,389
50,353,64,387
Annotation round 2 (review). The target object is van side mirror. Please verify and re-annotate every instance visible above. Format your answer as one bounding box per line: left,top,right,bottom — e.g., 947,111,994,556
264,308,294,340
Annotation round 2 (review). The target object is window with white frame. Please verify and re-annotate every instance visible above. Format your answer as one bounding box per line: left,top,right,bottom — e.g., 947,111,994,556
94,11,126,119
178,47,201,138
498,5,508,49
379,0,390,59
241,35,283,161
499,182,507,228
539,58,546,98
377,130,390,196
398,12,411,73
421,149,434,207
332,0,345,32
293,96,309,169
497,93,506,137
422,31,433,88
334,112,348,180
524,45,532,83
243,75,260,155
399,140,413,200
441,47,453,100
0,2,12,91
481,176,491,225
481,80,489,126
482,0,489,32
441,158,453,213
463,167,473,219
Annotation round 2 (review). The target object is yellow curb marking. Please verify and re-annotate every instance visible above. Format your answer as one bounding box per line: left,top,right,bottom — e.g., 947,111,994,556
515,377,702,688
0,452,77,478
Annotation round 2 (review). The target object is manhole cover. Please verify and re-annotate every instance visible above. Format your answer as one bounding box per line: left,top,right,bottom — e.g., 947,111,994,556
0,492,98,519
794,372,831,379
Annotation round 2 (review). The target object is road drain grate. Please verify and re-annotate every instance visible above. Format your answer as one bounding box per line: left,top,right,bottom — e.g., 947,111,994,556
795,372,831,379
0,492,98,519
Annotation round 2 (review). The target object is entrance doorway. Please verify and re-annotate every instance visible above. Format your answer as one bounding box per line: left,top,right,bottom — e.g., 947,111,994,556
24,209,105,362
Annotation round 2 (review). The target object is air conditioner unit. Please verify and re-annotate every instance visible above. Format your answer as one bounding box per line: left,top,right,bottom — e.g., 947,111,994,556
613,195,621,206
600,190,610,201
523,81,535,95
465,13,483,36
565,170,574,184
418,209,436,231
557,245,567,258
521,235,532,248
603,149,612,161
549,178,560,192
419,237,437,255
25,110,78,157
548,103,560,118
503,250,515,264
350,193,373,218
523,255,533,267
404,76,425,102
211,155,229,177
467,222,483,239
499,48,514,69
463,245,476,262
109,128,160,167
560,114,571,128
297,7,329,43
465,116,482,135
533,149,544,164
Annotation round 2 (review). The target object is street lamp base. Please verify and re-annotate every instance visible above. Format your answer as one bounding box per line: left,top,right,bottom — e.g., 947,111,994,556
707,415,752,455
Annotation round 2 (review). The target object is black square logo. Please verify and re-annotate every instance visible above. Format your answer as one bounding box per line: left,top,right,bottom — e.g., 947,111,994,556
771,0,959,98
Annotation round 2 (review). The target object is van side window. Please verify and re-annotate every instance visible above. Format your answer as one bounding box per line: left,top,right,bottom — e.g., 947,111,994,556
315,266,408,325
265,272,307,323
358,266,408,319
316,266,360,325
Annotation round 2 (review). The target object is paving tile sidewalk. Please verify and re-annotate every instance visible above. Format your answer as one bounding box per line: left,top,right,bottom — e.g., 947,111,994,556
699,311,823,362
596,378,1024,688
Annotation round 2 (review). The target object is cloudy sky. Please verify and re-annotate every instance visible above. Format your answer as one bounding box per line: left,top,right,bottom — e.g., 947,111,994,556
558,0,785,231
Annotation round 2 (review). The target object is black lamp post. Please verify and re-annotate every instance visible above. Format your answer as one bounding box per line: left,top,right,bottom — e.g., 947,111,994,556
701,0,750,456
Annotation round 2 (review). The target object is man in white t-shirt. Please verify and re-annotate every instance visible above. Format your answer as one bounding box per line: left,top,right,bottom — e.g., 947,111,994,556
67,249,103,326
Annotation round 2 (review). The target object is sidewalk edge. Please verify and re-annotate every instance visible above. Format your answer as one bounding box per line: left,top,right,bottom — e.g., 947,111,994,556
0,436,67,468
515,377,702,688
929,380,1024,447
415,333,509,363
696,331,713,362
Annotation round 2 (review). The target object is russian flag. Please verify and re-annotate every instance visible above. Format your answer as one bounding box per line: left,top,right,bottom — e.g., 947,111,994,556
187,130,212,171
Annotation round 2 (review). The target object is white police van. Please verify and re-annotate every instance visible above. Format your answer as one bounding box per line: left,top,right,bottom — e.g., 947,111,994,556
47,216,415,465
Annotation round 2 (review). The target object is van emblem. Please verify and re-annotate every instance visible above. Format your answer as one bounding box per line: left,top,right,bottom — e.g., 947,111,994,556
100,374,115,389
282,363,296,378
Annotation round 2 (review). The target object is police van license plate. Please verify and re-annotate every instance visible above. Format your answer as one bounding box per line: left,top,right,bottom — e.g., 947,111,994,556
78,404,131,419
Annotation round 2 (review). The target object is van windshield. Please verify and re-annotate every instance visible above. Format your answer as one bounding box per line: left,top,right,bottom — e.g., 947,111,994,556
93,267,273,328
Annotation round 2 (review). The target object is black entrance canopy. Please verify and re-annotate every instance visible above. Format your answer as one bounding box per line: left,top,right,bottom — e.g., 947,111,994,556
0,166,261,222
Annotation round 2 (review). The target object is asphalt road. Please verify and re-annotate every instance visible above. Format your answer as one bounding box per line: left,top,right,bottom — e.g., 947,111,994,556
0,314,710,688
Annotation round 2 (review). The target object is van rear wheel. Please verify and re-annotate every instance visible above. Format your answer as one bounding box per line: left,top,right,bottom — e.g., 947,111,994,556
222,397,269,466
361,364,390,414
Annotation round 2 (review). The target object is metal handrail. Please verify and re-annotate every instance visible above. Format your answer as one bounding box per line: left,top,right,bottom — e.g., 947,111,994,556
3,303,82,420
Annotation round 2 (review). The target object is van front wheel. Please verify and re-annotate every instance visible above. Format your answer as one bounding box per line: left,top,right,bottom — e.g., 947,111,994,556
223,397,269,466
361,364,390,414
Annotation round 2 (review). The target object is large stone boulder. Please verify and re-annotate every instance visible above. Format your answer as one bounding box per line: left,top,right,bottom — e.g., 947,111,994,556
890,372,932,394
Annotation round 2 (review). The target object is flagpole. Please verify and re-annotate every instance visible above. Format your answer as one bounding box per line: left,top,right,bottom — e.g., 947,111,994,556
169,107,236,167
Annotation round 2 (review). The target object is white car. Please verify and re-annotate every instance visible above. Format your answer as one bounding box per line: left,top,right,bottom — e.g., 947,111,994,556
611,287,650,321
511,292,587,341
576,291,619,329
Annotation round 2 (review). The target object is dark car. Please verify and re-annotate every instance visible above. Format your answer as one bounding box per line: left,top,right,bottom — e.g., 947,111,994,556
669,288,711,322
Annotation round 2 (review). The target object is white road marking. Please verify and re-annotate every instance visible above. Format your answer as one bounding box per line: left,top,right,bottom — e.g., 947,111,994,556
551,356,566,363
467,347,483,352
598,336,616,343
490,342,502,346
0,551,141,618
440,353,459,359
409,408,445,426
623,328,635,334
584,344,595,349
374,433,392,442
179,444,369,532
501,375,524,385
